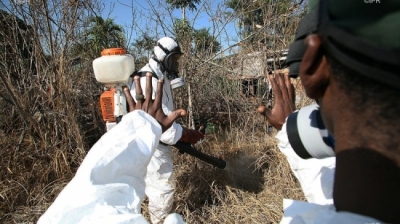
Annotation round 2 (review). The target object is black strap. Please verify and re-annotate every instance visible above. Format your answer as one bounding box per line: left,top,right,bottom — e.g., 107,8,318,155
286,111,312,159
152,57,162,64
285,9,318,77
157,42,170,54
138,64,159,80
286,40,307,77
318,0,400,89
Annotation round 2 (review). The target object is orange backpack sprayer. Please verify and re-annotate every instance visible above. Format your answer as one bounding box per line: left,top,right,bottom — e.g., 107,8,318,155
93,48,135,130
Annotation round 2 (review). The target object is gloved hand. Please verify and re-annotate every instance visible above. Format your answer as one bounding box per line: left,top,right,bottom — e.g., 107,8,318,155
180,127,204,144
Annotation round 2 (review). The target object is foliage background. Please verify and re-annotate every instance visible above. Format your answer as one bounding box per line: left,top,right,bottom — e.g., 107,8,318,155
0,0,309,223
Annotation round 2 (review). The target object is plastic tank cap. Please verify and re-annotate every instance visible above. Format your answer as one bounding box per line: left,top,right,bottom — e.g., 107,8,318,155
101,48,127,56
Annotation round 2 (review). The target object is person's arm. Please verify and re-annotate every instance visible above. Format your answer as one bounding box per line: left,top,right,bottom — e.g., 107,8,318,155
277,119,335,204
257,73,335,205
38,74,186,224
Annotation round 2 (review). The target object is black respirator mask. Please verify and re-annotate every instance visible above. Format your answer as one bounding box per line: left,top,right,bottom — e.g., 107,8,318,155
156,42,185,89
284,0,400,159
287,104,335,159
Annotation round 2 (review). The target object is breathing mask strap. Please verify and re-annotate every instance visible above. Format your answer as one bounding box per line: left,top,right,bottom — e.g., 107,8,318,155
151,56,162,65
152,56,166,72
138,67,159,80
157,42,170,55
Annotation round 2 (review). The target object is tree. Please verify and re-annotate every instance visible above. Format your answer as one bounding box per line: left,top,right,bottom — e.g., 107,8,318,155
226,0,304,50
193,28,221,54
130,34,155,69
0,9,35,72
71,16,125,59
166,0,223,129
166,0,201,20
87,16,125,48
172,18,220,55
173,19,194,39
0,9,37,125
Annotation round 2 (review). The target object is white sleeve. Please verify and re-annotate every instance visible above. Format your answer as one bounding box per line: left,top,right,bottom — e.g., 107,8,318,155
154,78,183,145
280,199,383,224
38,111,162,224
276,119,336,205
160,122,182,145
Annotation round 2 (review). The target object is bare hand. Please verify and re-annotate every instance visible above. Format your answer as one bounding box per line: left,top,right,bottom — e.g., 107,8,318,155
257,72,295,130
124,73,186,132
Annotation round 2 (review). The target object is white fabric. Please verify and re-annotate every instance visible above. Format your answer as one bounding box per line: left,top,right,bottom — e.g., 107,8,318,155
280,199,383,224
276,119,336,205
164,213,185,223
154,37,179,61
141,58,164,80
131,68,182,224
277,118,384,223
37,111,185,224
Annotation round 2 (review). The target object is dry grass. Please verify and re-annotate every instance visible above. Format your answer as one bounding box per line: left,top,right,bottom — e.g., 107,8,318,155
1,99,307,224
0,66,309,224
171,128,305,223
136,106,308,223
0,0,309,223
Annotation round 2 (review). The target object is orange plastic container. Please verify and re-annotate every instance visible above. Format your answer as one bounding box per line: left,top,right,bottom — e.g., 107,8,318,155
100,88,116,122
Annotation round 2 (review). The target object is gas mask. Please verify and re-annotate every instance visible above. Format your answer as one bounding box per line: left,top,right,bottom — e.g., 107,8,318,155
156,42,185,89
287,104,336,159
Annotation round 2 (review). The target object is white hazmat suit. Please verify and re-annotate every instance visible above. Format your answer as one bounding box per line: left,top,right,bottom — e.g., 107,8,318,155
37,110,185,224
277,118,383,223
130,37,184,224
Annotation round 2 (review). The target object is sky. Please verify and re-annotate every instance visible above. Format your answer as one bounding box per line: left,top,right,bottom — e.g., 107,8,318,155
0,0,240,54
100,0,239,52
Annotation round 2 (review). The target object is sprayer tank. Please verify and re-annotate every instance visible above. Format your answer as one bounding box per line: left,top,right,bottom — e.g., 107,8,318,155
92,48,135,86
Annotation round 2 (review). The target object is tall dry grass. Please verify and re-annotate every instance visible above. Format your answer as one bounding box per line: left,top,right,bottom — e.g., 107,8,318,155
0,1,105,222
171,128,305,223
168,79,308,223
0,0,309,223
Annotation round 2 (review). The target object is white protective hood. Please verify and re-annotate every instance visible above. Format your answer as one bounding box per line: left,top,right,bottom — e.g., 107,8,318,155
143,37,180,81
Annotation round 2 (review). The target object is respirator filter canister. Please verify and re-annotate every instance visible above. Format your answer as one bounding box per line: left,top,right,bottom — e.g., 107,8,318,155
170,77,185,89
286,104,336,159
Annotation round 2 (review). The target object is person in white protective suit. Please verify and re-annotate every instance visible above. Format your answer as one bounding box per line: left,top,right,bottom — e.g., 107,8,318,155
257,0,400,223
38,74,187,224
258,73,336,206
130,37,204,224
